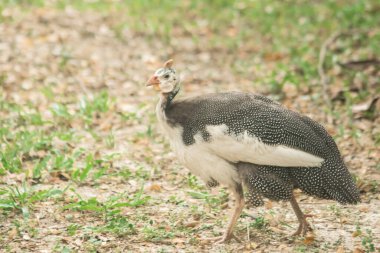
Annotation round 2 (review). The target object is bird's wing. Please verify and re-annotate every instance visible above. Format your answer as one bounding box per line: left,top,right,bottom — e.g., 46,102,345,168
200,124,324,167
167,92,332,168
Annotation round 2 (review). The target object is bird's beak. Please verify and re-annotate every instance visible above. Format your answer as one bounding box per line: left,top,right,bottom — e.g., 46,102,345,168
146,75,160,86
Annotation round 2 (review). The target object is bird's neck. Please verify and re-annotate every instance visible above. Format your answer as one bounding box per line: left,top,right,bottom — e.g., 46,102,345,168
160,84,181,111
156,84,180,123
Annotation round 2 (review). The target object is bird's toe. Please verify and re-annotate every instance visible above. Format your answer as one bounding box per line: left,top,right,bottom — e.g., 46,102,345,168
292,219,312,237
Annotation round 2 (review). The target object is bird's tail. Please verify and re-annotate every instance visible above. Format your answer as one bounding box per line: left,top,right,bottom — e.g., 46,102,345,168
322,159,360,204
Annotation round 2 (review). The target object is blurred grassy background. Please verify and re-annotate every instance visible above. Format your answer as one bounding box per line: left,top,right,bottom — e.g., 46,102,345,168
1,0,379,95
2,0,379,50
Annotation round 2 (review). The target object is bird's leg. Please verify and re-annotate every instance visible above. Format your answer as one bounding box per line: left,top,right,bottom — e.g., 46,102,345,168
203,184,245,243
218,187,245,243
290,195,312,236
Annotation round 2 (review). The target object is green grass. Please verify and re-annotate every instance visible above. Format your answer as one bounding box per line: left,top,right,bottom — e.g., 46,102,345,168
0,183,64,218
249,216,268,230
187,188,228,209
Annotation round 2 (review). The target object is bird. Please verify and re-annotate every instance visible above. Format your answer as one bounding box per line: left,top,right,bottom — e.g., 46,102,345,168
146,59,360,243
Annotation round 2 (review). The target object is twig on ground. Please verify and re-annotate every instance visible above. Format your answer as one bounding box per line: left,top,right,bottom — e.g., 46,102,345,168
338,59,380,70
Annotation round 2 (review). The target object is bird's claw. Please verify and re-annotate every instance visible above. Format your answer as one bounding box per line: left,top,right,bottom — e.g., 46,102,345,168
292,215,313,236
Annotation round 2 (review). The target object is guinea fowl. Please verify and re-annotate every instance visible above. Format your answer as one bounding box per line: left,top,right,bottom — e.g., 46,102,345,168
146,59,360,243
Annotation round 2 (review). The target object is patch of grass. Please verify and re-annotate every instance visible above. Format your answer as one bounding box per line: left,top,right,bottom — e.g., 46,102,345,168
71,154,96,183
294,245,308,253
249,216,268,230
50,151,76,172
90,215,135,237
353,224,376,253
105,131,115,148
328,204,342,219
50,103,72,120
361,229,376,253
187,174,204,190
71,154,111,184
31,155,50,181
66,223,81,236
0,129,53,173
142,220,175,242
119,111,139,122
62,190,144,237
64,187,150,222
10,218,40,240
117,165,151,181
368,180,379,193
79,91,112,123
186,188,228,209
167,195,184,205
53,243,74,253
0,183,64,218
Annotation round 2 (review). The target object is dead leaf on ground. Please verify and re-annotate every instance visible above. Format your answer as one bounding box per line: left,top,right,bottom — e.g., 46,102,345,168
303,232,315,245
146,182,162,192
353,248,365,253
265,200,273,209
336,245,345,253
184,221,200,228
352,96,380,119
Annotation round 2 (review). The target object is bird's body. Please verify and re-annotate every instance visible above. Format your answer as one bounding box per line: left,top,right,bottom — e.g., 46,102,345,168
158,91,359,204
147,60,360,243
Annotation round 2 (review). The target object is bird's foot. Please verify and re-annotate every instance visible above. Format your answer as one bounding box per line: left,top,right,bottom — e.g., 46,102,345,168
201,233,241,244
292,214,313,236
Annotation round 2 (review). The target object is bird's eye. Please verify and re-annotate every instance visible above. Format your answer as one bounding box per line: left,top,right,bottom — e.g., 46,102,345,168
164,74,170,79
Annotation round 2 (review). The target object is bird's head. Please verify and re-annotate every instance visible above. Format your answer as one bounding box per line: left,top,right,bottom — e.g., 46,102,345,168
146,59,179,94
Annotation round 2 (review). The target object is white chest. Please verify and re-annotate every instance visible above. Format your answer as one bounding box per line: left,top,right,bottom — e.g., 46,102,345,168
156,105,240,187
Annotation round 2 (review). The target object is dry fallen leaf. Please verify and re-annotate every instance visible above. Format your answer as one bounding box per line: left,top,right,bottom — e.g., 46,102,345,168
336,245,345,253
49,229,61,235
172,237,186,244
8,228,18,240
352,96,380,119
184,221,200,228
265,200,273,209
147,183,162,192
278,244,290,252
244,242,258,250
268,226,286,234
340,216,348,224
353,248,365,253
250,242,258,249
49,171,70,182
22,233,31,240
303,232,315,245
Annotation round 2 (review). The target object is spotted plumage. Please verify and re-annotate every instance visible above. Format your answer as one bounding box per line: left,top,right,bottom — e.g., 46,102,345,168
206,177,220,188
146,60,360,243
244,187,264,207
163,92,359,204
167,92,327,157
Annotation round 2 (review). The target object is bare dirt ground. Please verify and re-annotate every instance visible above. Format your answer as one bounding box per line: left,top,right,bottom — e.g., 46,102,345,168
0,7,379,253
